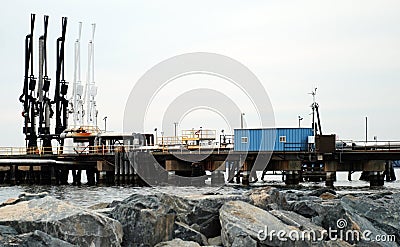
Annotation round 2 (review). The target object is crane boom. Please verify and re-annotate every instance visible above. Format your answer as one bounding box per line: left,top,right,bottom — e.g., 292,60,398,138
37,15,53,152
70,22,84,128
19,14,37,151
85,23,98,127
54,17,68,139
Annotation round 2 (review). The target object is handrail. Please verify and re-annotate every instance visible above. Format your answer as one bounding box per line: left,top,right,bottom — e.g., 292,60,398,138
0,143,231,156
2,139,400,156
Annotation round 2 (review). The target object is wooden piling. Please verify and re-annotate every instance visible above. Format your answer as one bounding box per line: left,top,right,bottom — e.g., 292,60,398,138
115,152,120,185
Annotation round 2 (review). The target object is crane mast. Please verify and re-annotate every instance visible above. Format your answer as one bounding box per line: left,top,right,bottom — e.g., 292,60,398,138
19,14,37,152
85,23,98,127
54,17,69,141
70,22,84,128
37,15,53,152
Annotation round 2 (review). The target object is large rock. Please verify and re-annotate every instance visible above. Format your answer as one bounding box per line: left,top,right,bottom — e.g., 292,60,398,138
174,221,208,245
154,238,200,247
342,193,400,241
338,194,400,246
109,190,247,246
159,193,248,238
110,193,176,247
220,200,324,246
0,197,123,247
247,186,278,211
207,235,222,246
269,210,326,239
308,188,337,197
3,230,77,247
0,192,49,207
247,187,321,212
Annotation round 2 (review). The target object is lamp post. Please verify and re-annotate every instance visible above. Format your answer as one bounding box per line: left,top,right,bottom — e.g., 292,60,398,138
365,116,368,143
199,127,203,152
103,116,107,132
240,113,245,129
154,128,158,145
173,122,178,137
161,131,164,148
298,116,303,128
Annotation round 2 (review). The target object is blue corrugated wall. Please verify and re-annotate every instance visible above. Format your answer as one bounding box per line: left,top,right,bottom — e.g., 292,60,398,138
234,128,313,151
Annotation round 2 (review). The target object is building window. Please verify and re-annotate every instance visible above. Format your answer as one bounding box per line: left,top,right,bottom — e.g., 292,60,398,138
279,136,286,143
241,137,248,143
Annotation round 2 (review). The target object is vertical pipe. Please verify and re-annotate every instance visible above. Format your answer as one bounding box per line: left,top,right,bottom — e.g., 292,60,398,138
114,152,120,185
365,116,368,143
120,152,125,184
129,152,134,185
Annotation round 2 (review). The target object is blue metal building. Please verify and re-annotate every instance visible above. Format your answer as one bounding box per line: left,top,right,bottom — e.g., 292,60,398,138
234,128,313,152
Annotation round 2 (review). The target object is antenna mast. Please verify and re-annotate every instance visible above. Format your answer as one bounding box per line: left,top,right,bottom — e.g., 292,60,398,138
310,87,322,135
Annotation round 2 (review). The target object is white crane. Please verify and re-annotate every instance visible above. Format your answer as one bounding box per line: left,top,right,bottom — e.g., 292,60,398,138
69,22,84,128
84,23,98,127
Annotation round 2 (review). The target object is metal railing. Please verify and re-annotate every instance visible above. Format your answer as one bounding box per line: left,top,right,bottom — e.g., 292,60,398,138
0,145,136,156
0,142,233,156
156,136,184,146
181,129,216,140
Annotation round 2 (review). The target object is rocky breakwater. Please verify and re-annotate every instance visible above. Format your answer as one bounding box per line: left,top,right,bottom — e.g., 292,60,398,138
0,194,123,246
1,186,399,247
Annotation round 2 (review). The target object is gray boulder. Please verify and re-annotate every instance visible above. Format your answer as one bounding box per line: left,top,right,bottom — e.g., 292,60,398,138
109,189,247,246
0,225,18,236
308,188,337,197
12,230,76,247
247,187,321,212
0,196,123,247
290,200,320,218
110,193,176,247
174,221,208,245
220,200,320,246
159,193,248,238
269,210,326,240
0,192,50,207
154,238,200,247
339,194,400,246
207,235,222,246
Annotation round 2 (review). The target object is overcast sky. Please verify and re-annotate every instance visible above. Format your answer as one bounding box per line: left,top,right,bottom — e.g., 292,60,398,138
1,0,400,146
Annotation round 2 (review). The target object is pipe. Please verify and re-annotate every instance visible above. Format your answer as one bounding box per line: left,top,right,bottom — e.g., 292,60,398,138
0,159,84,165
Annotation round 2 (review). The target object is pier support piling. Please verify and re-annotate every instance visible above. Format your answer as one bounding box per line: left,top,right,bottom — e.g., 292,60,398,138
369,171,385,187
285,171,300,185
72,169,82,185
282,161,302,186
211,170,225,186
114,152,120,185
324,161,337,187
385,161,396,182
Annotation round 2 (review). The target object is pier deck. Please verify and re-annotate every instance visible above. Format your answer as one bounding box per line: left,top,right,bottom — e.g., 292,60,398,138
0,146,398,187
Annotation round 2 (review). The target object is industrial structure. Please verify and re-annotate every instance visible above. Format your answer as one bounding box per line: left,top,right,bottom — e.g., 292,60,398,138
1,14,398,188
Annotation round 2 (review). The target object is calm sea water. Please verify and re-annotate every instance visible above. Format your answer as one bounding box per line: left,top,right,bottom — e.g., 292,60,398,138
0,169,399,207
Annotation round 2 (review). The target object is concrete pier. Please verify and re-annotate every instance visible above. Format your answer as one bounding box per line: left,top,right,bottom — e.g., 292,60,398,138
0,148,397,187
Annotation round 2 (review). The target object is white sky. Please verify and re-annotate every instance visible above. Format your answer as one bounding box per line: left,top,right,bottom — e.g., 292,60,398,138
1,0,400,146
